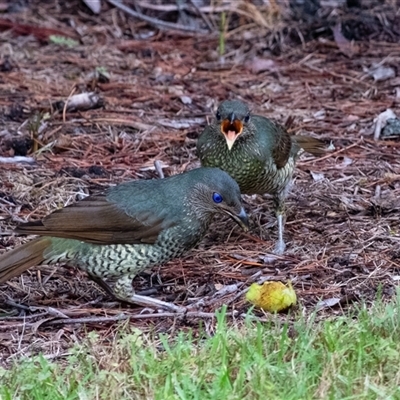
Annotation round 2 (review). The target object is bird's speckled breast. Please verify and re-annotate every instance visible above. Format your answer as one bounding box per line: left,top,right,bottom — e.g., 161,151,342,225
200,140,295,196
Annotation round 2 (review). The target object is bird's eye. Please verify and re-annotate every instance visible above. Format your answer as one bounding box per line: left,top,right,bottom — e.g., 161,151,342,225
216,111,221,121
212,192,223,203
244,113,250,123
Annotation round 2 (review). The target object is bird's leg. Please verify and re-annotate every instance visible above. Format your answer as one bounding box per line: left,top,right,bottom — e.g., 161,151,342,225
113,274,187,313
273,194,286,255
88,274,115,297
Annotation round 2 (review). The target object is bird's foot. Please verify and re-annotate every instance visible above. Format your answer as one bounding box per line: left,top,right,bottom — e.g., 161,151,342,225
128,294,187,313
114,275,187,313
273,239,286,255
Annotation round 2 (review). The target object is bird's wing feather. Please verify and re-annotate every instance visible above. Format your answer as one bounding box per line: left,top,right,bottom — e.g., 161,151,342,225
15,194,175,245
272,124,293,169
197,125,216,162
252,116,293,168
292,135,325,156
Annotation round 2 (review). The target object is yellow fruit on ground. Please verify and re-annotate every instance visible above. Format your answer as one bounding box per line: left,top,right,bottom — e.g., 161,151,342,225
246,281,297,312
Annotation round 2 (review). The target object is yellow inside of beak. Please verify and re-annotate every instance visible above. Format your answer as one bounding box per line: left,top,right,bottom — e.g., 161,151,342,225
220,119,243,150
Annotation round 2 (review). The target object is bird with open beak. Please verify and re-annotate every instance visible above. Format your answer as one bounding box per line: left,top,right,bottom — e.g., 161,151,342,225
220,108,246,150
197,100,325,254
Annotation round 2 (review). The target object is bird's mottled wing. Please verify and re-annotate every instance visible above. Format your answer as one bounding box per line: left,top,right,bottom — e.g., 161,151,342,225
272,124,293,169
197,125,216,163
15,194,175,245
252,116,292,169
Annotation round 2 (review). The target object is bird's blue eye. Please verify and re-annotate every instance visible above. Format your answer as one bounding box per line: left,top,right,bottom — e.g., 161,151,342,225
216,111,221,121
244,114,250,123
212,192,223,203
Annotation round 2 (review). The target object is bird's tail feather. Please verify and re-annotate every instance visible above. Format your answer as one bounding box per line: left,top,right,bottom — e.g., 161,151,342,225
0,238,51,283
293,136,325,156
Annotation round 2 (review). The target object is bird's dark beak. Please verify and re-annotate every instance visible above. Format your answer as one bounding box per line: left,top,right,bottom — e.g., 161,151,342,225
225,206,249,232
221,113,244,151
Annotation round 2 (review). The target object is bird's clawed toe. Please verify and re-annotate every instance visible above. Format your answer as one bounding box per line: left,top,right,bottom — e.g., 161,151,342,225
128,294,187,313
273,239,286,255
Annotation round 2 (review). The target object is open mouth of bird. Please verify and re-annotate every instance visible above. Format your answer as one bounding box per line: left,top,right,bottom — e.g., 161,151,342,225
220,119,243,149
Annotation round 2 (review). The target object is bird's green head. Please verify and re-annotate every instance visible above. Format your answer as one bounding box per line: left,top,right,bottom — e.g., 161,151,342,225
215,100,251,150
188,168,249,231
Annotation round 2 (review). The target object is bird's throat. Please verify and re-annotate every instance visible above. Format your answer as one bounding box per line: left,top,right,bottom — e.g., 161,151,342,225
225,130,239,150
221,119,243,150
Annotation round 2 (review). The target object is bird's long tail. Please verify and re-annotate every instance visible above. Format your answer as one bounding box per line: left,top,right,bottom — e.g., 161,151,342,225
0,238,51,283
293,136,326,157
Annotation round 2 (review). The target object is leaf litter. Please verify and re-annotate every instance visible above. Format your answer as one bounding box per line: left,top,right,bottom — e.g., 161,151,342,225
0,0,400,363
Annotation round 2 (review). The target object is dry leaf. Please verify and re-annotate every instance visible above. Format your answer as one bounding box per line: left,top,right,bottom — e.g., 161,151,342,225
65,92,104,112
366,63,396,82
245,57,277,74
180,95,192,105
310,171,325,182
316,297,341,310
158,117,205,129
332,22,354,57
373,109,397,140
313,109,326,120
82,0,101,14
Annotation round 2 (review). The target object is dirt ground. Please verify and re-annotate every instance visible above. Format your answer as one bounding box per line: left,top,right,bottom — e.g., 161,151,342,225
1,0,400,362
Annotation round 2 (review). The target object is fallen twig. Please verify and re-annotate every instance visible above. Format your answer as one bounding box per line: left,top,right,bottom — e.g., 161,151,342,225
0,156,36,164
44,314,128,326
300,139,364,165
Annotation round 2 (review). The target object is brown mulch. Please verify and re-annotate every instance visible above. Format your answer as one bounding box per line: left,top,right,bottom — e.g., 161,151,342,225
1,0,400,363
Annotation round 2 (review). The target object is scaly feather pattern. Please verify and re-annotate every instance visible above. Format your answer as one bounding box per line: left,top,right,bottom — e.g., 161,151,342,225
0,168,249,311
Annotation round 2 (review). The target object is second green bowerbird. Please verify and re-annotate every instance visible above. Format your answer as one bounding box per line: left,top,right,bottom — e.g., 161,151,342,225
197,100,324,254
0,167,249,311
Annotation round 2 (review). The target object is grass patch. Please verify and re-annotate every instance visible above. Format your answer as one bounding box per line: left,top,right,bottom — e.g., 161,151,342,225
2,296,400,399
